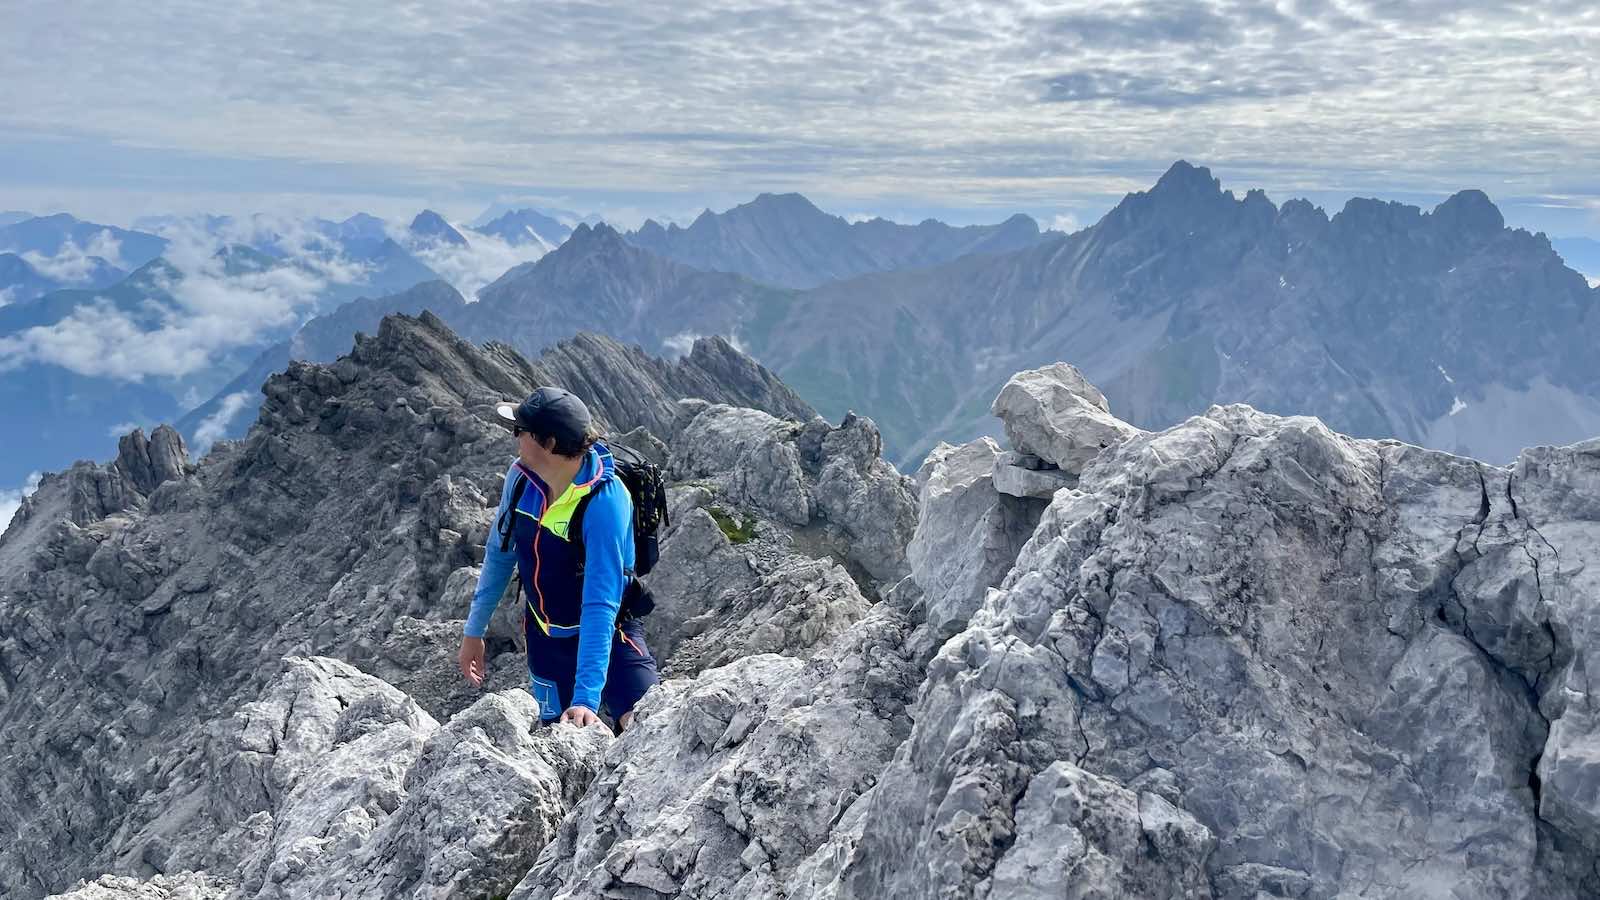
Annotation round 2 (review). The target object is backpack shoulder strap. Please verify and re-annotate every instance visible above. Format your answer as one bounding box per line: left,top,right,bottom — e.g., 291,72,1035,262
570,489,599,573
497,472,529,553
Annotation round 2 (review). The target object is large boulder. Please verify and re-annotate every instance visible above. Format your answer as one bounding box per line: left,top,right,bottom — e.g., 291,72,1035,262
907,438,1043,640
828,407,1600,899
991,362,1142,473
666,402,916,589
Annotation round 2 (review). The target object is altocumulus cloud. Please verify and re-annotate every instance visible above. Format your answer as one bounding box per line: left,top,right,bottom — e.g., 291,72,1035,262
2,0,1596,214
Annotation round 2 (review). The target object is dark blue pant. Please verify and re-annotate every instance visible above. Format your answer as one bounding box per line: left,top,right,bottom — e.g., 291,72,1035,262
525,614,658,722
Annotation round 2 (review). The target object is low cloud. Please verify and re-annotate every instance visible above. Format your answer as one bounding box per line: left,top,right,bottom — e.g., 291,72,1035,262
0,471,44,534
0,226,353,381
399,219,553,299
192,391,254,455
1048,213,1080,233
19,229,125,283
0,286,14,308
107,421,139,438
662,331,701,358
664,330,746,358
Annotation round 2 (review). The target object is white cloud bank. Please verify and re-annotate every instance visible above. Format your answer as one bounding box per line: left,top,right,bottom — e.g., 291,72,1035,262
396,219,551,300
0,225,364,381
18,229,127,283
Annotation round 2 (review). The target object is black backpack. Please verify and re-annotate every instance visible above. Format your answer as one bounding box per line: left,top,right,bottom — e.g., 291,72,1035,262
496,440,667,619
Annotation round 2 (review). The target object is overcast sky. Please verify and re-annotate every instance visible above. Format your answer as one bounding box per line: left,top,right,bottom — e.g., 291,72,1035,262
2,0,1597,235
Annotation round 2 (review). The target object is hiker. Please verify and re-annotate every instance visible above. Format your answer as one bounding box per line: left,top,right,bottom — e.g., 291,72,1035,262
456,386,659,730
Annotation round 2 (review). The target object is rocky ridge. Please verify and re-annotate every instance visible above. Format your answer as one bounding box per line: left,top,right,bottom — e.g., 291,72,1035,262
5,322,1598,898
0,311,844,898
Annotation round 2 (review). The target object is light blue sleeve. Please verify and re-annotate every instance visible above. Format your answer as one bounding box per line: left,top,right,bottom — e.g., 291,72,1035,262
464,462,521,638
570,481,636,712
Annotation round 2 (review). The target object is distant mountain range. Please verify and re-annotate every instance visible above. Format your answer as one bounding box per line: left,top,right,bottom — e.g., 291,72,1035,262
0,214,167,304
0,228,447,485
6,174,1598,491
625,192,1047,288
407,164,1600,469
749,163,1600,466
472,208,571,248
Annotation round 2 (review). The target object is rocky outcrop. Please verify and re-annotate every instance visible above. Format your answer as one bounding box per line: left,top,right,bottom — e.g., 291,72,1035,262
113,426,190,496
907,438,1043,641
990,362,1143,475
830,408,1600,899
48,873,233,899
8,305,1600,899
0,312,840,899
666,401,916,587
509,599,924,900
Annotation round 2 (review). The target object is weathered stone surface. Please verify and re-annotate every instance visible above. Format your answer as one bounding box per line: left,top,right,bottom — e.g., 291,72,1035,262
510,601,923,900
0,312,838,899
987,762,1215,899
992,457,1075,499
832,407,1600,899
991,362,1142,472
10,307,1600,900
906,438,1042,641
666,402,916,589
47,873,232,900
114,426,191,496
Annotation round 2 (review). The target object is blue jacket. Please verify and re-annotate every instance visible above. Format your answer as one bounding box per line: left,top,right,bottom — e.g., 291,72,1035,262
465,442,635,712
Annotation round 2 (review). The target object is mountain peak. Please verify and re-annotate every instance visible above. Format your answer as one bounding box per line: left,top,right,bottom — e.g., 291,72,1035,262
409,210,468,246
1151,160,1223,198
1432,189,1505,236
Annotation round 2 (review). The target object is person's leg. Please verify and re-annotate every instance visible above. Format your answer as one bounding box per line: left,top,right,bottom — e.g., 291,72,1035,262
525,615,578,723
601,620,658,731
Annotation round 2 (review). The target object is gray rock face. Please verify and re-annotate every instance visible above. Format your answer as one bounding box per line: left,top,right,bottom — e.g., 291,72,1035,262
833,408,1600,899
991,362,1143,473
105,655,609,900
9,306,1600,900
0,311,840,899
114,426,191,496
510,601,924,900
666,403,917,588
47,873,233,900
907,438,1043,640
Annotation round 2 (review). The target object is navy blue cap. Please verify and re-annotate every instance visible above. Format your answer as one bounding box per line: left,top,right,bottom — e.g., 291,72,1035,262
495,386,592,445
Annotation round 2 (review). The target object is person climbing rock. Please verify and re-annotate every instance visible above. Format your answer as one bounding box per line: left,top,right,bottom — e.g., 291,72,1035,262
456,386,659,730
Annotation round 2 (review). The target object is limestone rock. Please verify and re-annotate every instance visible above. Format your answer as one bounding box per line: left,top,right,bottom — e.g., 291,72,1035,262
992,457,1075,499
667,402,916,589
832,407,1600,899
114,426,190,496
906,437,1043,641
46,873,232,900
987,762,1215,899
511,602,923,900
991,362,1142,472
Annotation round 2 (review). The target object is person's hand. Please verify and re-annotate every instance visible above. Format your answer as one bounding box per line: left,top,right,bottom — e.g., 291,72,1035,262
458,636,486,687
559,706,600,727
